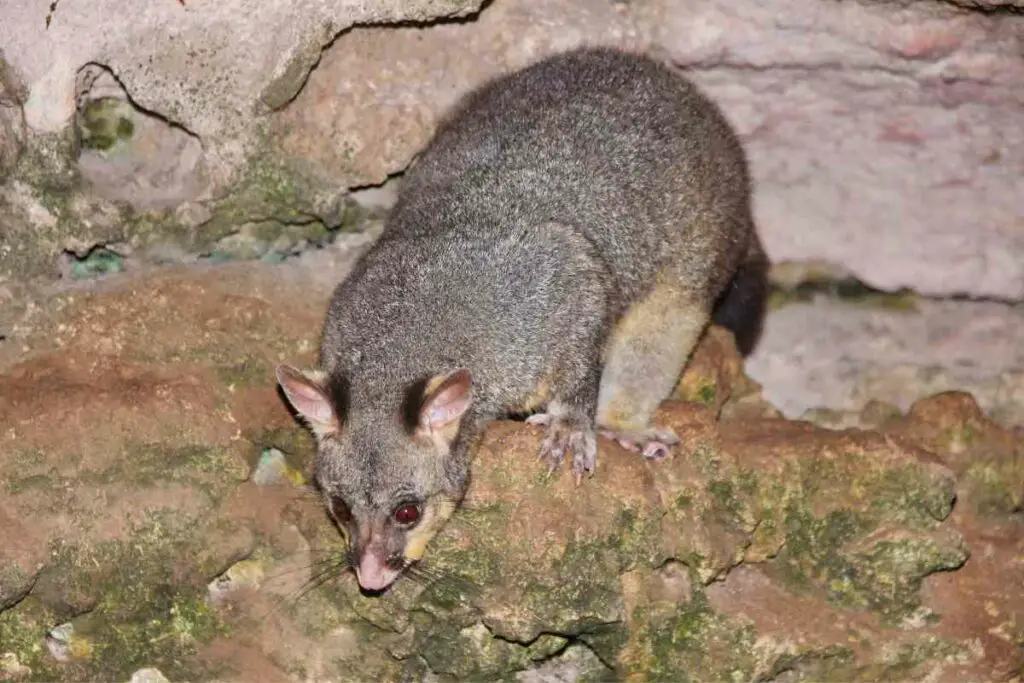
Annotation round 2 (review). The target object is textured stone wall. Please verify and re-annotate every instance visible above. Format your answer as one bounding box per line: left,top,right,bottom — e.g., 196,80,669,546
1,0,1022,299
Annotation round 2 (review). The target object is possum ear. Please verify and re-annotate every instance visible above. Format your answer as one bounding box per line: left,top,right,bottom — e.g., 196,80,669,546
276,365,339,438
413,369,473,442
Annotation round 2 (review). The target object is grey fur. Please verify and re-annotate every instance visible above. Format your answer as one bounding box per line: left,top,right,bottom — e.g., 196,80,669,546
303,46,763,567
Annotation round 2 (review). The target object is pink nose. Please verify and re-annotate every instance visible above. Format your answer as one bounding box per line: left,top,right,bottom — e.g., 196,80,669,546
356,551,397,591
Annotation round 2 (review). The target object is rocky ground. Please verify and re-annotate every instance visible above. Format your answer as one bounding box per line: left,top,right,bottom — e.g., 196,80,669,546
0,237,1021,682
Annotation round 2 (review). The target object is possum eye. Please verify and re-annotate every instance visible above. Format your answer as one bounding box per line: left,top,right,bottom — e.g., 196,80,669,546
330,497,352,525
392,503,421,526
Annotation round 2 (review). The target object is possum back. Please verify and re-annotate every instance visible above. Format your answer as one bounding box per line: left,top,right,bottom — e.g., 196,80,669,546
389,46,755,310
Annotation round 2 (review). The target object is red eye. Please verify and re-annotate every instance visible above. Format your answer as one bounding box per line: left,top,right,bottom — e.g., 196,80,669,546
393,503,421,526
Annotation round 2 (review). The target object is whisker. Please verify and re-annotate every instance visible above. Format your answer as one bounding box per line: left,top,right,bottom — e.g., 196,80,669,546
274,559,346,610
258,553,348,584
243,550,353,622
403,563,477,605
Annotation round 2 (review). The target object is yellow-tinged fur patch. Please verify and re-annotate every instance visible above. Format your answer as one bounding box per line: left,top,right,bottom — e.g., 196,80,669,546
518,376,554,414
403,495,457,561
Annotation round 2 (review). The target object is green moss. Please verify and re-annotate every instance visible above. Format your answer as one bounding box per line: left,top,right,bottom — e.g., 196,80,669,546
761,451,968,621
962,458,1024,516
938,424,976,452
687,438,727,479
418,622,574,679
610,505,668,571
399,498,647,678
707,480,736,513
735,469,758,497
67,589,224,679
776,505,867,591
848,537,967,619
202,148,330,236
13,131,78,201
3,509,243,681
4,471,60,495
0,596,64,680
1,117,378,281
79,442,247,493
7,448,47,469
78,98,136,152
768,276,919,312
852,635,972,681
697,383,717,407
215,354,273,389
627,592,757,682
674,492,694,510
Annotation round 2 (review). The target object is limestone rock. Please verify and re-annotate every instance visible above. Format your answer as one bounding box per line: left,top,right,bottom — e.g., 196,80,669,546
745,296,1024,427
0,0,484,159
74,65,208,211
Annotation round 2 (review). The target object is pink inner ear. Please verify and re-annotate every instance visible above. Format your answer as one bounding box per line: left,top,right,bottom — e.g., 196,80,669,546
277,366,336,429
422,370,472,431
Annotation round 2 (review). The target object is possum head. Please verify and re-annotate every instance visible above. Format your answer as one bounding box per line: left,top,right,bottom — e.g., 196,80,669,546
275,364,472,592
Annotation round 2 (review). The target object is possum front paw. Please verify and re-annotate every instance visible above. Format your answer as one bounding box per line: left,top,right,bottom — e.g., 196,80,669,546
598,426,679,460
526,410,597,483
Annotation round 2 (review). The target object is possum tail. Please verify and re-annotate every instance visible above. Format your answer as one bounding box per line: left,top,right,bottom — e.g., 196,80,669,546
711,232,769,356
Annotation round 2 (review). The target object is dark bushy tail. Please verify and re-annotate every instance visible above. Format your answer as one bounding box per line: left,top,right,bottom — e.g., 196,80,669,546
712,233,769,356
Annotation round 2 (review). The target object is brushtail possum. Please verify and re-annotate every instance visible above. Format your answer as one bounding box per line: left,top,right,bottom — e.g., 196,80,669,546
276,46,767,591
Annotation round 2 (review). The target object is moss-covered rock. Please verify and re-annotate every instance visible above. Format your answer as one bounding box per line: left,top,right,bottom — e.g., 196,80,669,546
0,122,371,285
1,262,1019,681
76,98,136,152
767,261,920,312
0,510,244,682
893,392,1023,517
742,438,965,622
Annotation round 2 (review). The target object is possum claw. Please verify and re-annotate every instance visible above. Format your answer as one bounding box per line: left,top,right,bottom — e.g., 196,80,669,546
536,416,597,480
641,440,672,460
599,427,678,460
526,412,552,427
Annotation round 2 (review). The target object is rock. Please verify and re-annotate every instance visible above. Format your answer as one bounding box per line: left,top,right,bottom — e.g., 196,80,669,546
0,0,485,152
0,0,486,284
892,391,1024,518
249,447,307,487
269,0,644,188
0,652,32,679
74,65,208,211
515,643,608,682
673,325,745,417
207,558,266,606
746,296,1024,428
0,257,1020,680
0,501,47,609
656,0,1024,300
128,668,171,683
44,621,91,662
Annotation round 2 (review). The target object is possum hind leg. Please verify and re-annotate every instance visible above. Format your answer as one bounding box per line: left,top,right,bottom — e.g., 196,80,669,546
595,282,709,459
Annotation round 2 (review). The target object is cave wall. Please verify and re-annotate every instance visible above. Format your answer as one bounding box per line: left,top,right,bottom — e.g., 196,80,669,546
0,0,1022,298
